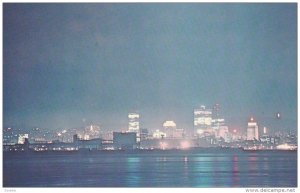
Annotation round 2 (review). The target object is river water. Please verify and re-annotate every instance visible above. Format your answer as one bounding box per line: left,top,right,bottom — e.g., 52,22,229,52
3,149,297,187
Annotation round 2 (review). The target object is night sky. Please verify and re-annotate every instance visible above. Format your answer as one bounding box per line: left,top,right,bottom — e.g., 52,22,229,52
3,3,297,133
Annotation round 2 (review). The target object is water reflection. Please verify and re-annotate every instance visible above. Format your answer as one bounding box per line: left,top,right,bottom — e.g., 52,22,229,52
232,155,240,187
193,156,213,187
212,155,230,186
262,157,269,171
126,157,141,187
159,157,167,162
182,156,189,184
248,156,258,172
184,156,188,163
4,151,297,187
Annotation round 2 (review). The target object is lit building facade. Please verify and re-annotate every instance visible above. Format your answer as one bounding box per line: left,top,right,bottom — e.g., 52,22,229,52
18,134,29,144
212,118,225,136
162,120,176,138
263,127,267,135
194,105,212,136
84,125,101,140
218,126,231,143
247,117,259,140
152,130,167,139
173,128,185,139
128,113,140,142
73,134,102,150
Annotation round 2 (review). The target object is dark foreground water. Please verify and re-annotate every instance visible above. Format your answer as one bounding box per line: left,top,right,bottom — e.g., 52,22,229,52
3,149,297,187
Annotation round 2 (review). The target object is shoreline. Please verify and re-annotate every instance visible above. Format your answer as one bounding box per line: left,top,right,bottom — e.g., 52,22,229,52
3,146,297,154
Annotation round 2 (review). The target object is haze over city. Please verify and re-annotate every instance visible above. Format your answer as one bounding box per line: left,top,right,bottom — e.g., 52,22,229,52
4,3,297,133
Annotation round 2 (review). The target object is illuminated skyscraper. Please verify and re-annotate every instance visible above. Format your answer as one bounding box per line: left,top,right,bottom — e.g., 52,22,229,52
212,119,225,131
263,127,268,135
247,117,259,140
211,104,229,139
194,105,212,136
128,113,140,142
212,103,220,120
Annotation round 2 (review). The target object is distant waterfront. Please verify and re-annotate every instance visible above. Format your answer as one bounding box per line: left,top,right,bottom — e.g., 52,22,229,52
3,149,297,187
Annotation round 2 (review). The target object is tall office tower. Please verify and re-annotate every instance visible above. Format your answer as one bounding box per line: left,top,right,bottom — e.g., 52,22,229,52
211,103,230,139
211,103,223,136
128,113,140,142
212,118,225,132
247,117,259,140
194,105,212,136
263,127,267,135
212,103,220,120
162,120,176,138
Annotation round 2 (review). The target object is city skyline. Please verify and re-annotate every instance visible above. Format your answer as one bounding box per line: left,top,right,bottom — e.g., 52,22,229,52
4,3,297,132
2,104,295,137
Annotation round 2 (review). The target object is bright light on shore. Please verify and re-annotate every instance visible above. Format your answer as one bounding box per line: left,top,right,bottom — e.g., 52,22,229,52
180,141,190,149
277,143,297,150
160,142,167,150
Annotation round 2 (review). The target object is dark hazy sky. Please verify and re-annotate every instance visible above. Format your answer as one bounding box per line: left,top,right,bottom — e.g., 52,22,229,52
3,3,297,132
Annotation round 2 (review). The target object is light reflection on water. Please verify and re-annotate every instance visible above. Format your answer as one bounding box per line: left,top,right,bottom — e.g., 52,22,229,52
193,156,214,187
3,151,297,187
126,157,141,187
232,155,240,187
248,156,259,172
182,156,189,183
